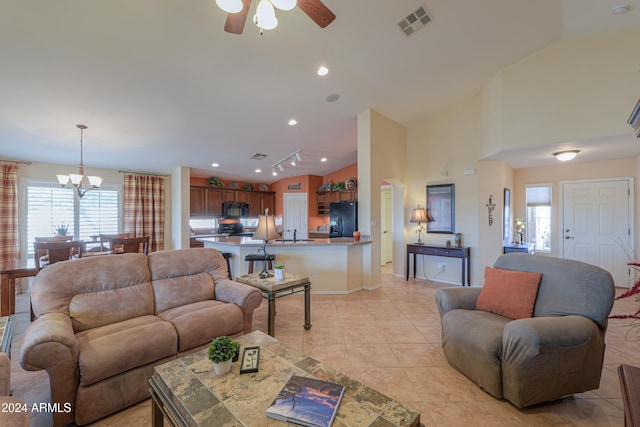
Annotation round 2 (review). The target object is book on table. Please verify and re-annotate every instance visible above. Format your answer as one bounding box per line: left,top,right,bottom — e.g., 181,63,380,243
265,375,346,427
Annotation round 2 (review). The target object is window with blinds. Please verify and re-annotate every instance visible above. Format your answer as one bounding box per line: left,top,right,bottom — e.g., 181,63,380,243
25,182,121,256
525,185,552,252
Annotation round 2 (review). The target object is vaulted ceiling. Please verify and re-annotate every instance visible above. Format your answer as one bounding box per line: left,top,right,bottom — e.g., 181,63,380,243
1,0,638,182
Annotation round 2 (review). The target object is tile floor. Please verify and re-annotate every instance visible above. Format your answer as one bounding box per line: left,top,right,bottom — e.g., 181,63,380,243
8,263,640,426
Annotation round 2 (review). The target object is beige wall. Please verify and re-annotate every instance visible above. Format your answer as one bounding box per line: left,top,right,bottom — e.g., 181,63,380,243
403,27,639,285
358,109,407,288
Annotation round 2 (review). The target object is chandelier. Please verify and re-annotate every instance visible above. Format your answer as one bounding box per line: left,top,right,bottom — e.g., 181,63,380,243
216,0,297,32
56,124,103,198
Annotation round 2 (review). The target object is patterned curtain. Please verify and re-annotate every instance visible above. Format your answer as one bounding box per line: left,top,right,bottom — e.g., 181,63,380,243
123,174,165,252
0,164,19,263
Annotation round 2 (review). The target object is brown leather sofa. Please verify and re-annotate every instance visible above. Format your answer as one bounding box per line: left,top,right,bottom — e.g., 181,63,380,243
19,248,262,426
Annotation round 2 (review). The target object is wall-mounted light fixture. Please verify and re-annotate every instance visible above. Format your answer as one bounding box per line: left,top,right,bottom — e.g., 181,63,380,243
553,150,580,162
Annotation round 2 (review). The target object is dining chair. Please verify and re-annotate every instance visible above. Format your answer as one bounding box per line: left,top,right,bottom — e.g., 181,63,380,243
31,240,85,321
33,236,75,267
99,233,131,252
110,236,150,255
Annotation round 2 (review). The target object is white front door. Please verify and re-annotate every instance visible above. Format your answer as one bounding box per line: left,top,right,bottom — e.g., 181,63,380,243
562,179,632,287
283,193,308,240
381,188,392,264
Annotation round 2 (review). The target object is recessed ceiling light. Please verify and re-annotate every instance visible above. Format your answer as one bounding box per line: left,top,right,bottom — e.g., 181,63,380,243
255,168,262,173
317,66,329,76
211,163,219,167
321,157,327,162
612,4,630,15
288,119,297,126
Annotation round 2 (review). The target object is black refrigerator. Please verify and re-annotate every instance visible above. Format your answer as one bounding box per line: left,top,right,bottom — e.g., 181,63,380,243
330,201,358,238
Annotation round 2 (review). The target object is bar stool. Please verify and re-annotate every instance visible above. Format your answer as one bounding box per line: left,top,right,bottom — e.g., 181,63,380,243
220,252,233,280
245,253,275,274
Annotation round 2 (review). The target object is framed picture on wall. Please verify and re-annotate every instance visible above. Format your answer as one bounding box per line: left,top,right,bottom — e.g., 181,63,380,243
503,188,511,243
426,184,455,234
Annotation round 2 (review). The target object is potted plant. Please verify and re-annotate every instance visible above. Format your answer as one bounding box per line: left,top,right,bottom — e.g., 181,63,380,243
274,264,285,280
54,223,69,236
208,176,223,188
208,336,240,375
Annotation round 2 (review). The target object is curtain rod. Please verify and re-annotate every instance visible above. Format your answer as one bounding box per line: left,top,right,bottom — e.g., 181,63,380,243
118,170,169,177
0,159,32,165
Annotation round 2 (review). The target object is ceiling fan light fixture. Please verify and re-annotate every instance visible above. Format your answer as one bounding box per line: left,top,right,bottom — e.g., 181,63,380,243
553,150,580,161
216,0,243,14
272,0,296,11
255,0,278,30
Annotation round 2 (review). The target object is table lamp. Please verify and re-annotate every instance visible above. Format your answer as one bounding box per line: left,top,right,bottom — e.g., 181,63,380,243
410,204,434,245
252,209,282,278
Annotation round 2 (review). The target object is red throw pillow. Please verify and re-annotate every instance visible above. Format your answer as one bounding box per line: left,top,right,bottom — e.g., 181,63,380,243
476,266,542,319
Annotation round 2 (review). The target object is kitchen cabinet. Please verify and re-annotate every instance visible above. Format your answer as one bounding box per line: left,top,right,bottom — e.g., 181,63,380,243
316,190,357,215
190,186,223,217
190,186,275,218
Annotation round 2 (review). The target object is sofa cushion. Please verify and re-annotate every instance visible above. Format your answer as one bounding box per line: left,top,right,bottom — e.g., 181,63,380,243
158,300,244,352
76,315,177,386
476,266,542,319
149,248,228,313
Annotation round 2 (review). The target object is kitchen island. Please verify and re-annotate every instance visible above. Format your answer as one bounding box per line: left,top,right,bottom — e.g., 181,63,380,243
199,236,371,294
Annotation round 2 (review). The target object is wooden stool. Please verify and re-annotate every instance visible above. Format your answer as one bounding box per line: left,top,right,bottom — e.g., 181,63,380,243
245,254,275,274
220,252,233,280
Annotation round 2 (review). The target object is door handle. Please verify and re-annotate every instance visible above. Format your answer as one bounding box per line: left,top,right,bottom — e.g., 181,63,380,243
565,236,575,239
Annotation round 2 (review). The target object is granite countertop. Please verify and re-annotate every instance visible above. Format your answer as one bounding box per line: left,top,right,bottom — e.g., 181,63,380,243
197,236,370,246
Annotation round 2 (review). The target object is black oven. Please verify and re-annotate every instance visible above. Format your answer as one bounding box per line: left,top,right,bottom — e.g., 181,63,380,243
222,202,249,218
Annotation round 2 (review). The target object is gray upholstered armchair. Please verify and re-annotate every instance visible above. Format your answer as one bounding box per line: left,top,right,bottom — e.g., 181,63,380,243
435,253,615,408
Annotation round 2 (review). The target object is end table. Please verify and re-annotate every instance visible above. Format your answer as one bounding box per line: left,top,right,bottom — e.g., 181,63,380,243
236,272,311,337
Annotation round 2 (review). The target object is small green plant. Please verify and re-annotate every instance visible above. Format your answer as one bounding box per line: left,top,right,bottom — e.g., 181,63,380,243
54,223,69,236
331,181,346,191
208,336,240,363
274,264,284,270
208,176,223,188
243,183,254,191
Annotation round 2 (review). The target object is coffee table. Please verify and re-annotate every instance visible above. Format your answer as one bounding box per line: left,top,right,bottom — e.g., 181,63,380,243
149,330,421,427
235,271,311,337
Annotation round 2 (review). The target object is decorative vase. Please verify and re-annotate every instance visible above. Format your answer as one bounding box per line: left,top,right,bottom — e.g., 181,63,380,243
353,231,361,242
213,358,232,375
274,268,284,281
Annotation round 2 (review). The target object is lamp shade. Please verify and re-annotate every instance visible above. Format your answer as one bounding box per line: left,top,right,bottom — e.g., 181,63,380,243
410,207,434,223
272,0,297,11
253,212,281,241
553,150,579,161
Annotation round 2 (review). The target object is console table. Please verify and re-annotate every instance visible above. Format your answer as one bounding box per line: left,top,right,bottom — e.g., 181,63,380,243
406,244,471,286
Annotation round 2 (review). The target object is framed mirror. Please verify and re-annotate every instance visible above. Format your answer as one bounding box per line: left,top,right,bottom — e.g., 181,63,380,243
426,184,455,234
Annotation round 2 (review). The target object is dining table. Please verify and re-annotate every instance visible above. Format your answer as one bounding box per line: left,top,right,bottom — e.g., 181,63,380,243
0,259,36,316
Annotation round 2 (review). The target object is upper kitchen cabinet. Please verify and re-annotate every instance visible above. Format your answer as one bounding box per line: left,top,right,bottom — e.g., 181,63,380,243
316,190,357,215
190,186,223,218
190,186,275,218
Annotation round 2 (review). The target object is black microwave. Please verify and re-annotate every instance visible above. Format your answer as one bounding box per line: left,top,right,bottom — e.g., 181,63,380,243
222,202,249,218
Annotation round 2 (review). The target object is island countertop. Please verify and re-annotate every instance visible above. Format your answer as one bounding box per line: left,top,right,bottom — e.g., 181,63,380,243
197,236,370,247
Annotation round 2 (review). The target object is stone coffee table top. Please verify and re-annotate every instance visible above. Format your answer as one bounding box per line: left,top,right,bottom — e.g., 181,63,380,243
236,271,310,292
152,330,420,426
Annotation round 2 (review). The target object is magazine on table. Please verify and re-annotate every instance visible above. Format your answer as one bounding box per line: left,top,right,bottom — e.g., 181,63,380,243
265,375,346,427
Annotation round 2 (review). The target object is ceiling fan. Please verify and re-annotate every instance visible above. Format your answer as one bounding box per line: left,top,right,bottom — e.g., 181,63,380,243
217,0,336,35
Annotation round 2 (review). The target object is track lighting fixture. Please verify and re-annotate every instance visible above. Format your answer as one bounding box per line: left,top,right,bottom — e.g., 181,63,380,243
272,149,302,175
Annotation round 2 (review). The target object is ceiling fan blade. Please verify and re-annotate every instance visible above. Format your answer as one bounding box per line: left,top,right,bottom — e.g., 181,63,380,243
297,0,335,28
224,0,253,34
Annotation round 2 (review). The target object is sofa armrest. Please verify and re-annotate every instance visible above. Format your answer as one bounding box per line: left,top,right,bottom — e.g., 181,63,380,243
20,312,78,371
434,287,482,319
215,279,263,333
502,315,604,407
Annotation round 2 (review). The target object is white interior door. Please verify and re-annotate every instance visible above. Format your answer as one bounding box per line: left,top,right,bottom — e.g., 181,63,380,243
562,179,632,287
283,193,308,240
381,188,392,264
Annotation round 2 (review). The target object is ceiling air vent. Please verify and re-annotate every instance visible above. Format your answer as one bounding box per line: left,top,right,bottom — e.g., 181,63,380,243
250,153,268,160
398,4,432,38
